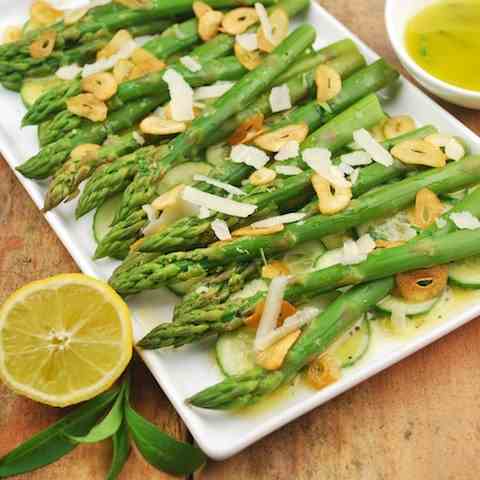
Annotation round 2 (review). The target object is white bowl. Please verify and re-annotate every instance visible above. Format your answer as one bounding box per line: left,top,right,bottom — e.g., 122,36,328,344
385,0,480,109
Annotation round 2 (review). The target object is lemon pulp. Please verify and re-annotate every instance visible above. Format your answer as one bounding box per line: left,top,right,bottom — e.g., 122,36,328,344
0,274,132,407
405,0,480,92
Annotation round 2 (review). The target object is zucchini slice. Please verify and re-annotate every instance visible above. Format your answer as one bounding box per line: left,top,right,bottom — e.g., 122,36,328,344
283,240,326,274
449,256,480,289
156,161,212,196
377,295,439,316
332,316,371,368
206,143,230,168
216,327,256,377
20,76,65,108
93,194,123,244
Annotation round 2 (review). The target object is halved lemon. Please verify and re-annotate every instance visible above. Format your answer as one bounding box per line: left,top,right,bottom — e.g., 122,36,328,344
0,274,133,407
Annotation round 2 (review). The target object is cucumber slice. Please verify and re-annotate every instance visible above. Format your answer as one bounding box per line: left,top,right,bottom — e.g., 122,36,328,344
205,143,230,168
332,316,370,368
356,210,417,242
20,76,66,108
156,161,212,195
216,327,256,377
93,194,123,243
283,240,326,274
449,256,480,289
377,295,439,316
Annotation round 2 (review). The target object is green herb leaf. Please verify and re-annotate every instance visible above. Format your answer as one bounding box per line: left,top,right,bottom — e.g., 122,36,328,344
125,403,206,476
66,379,128,444
106,420,131,480
0,388,118,478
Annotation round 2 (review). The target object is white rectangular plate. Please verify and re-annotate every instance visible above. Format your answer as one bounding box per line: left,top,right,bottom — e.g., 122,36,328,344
1,0,480,461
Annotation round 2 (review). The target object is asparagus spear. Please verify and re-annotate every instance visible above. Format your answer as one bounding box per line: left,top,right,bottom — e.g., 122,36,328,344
187,278,394,409
23,0,308,124
110,154,480,296
137,61,400,254
96,26,316,249
22,18,201,125
43,131,156,211
0,20,174,92
94,87,382,260
138,185,480,349
17,39,254,180
75,42,363,219
39,55,248,146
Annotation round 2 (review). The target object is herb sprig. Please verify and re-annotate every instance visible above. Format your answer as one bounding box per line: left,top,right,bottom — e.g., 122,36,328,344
0,368,206,478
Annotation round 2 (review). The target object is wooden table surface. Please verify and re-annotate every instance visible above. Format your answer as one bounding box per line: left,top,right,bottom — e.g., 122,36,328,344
1,1,480,479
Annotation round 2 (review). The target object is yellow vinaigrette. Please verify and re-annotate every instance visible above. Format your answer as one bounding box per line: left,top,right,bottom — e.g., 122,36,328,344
405,0,480,92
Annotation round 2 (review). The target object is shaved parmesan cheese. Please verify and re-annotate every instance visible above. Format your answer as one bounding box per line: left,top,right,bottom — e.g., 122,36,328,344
134,35,155,47
236,32,259,51
132,131,145,145
349,168,360,185
251,212,306,229
445,138,465,161
275,165,302,176
198,206,212,219
357,234,376,255
450,211,480,230
211,219,231,241
56,63,82,80
142,204,158,223
194,81,235,100
82,40,137,77
269,84,292,113
303,148,351,188
255,307,319,351
341,239,364,265
182,186,257,218
231,144,270,170
275,140,299,161
254,275,289,351
353,129,393,167
180,55,202,72
163,69,194,122
341,150,372,166
46,0,90,11
255,2,274,44
153,105,167,119
338,162,354,176
193,174,245,196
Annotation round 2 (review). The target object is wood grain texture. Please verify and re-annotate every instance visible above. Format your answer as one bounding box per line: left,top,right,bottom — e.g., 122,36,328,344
1,1,480,479
0,160,188,479
196,1,480,479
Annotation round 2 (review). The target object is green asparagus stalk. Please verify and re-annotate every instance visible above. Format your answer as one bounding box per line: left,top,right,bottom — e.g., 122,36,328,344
96,26,316,250
75,42,363,219
110,154,480,297
76,144,171,220
137,61,400,254
187,278,394,409
23,0,308,124
0,20,174,92
43,131,153,211
16,95,165,179
22,18,201,125
17,37,255,180
94,86,382,261
138,185,480,349
39,55,248,146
